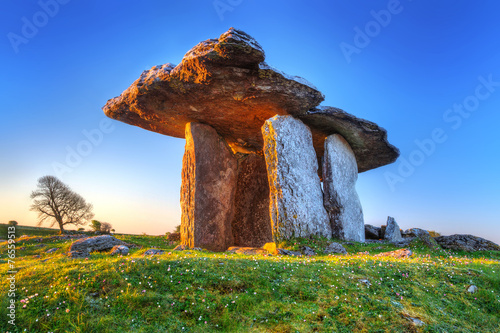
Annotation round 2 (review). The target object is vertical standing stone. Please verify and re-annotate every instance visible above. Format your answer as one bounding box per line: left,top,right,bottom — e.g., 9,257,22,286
262,115,331,242
323,134,365,242
384,216,402,242
180,122,237,252
232,153,273,247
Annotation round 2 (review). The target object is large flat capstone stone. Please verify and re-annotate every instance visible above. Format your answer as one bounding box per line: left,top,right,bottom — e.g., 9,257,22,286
103,28,399,172
180,122,237,252
323,134,365,242
262,115,331,242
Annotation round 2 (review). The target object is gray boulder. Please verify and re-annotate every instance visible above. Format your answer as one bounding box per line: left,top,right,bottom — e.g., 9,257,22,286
384,216,402,242
262,115,331,242
277,249,302,256
434,234,500,252
365,224,381,240
404,228,439,248
323,134,364,242
110,245,129,256
324,242,347,254
143,249,165,256
301,246,316,256
69,235,125,254
46,248,58,254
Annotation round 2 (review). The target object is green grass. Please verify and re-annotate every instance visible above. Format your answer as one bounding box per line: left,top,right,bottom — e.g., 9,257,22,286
0,233,499,332
0,224,59,239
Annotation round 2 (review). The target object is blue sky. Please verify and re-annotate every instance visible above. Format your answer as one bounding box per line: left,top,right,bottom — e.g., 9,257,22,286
1,0,499,243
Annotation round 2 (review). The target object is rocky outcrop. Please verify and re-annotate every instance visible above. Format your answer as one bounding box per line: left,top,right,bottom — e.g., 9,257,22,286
103,29,399,172
262,115,331,242
324,242,347,254
323,134,364,242
180,123,237,252
68,235,126,257
365,224,382,240
434,234,500,252
384,217,402,242
231,153,272,247
404,228,439,248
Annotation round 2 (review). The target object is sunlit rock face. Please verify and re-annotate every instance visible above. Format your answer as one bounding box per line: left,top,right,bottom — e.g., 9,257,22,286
262,115,331,242
323,134,365,242
232,153,273,247
103,28,323,155
180,123,237,252
103,28,399,171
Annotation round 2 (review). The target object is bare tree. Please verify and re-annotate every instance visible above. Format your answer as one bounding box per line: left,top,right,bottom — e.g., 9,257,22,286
30,176,94,233
100,222,112,234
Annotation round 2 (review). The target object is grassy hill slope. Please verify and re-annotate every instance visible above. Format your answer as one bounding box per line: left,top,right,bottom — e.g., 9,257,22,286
0,233,499,332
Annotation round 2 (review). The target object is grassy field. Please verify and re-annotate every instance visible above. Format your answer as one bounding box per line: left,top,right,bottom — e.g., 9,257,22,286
0,230,499,332
0,224,60,239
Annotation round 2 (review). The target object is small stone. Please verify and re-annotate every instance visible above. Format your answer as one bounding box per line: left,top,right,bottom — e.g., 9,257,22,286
324,242,347,255
301,246,316,256
46,248,58,254
384,216,402,242
109,245,129,256
143,249,165,256
467,285,478,293
276,249,302,256
358,279,371,287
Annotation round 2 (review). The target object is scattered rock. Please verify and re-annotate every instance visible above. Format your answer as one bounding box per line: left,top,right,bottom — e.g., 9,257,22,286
365,224,382,240
180,122,237,252
69,235,126,254
405,228,439,248
434,234,500,252
110,245,129,256
67,251,89,259
323,134,365,242
324,242,347,255
46,248,58,254
143,249,165,256
358,279,371,287
301,246,316,256
384,216,402,243
374,248,413,259
262,115,331,242
227,247,268,255
467,285,478,293
276,249,302,256
403,315,425,326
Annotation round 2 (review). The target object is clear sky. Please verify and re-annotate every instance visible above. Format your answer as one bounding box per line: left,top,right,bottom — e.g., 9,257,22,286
1,0,499,243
